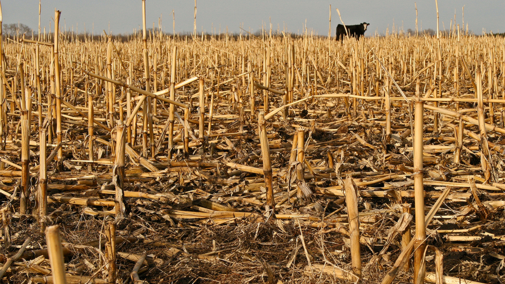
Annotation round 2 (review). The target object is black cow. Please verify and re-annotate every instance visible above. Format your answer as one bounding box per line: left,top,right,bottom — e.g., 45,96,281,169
336,22,370,41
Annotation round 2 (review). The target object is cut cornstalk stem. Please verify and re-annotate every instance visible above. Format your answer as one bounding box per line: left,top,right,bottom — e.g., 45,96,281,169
385,75,391,142
258,112,275,215
20,101,30,214
183,108,189,157
249,64,255,118
344,176,361,278
114,122,126,218
105,222,116,283
46,225,67,284
453,118,463,164
39,128,47,232
289,132,298,165
168,46,178,160
401,204,412,271
54,10,63,171
413,92,426,283
87,74,93,172
198,78,205,141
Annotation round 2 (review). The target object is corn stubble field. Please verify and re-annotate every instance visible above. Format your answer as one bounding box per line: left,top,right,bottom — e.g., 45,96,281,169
1,7,505,284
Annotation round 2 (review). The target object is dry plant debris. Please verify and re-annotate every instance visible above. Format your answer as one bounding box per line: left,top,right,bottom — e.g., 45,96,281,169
0,7,505,284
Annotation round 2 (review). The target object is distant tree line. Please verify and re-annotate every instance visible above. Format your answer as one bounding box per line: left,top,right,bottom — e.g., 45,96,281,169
0,22,490,42
0,23,303,42
406,28,436,36
405,28,480,37
3,23,33,37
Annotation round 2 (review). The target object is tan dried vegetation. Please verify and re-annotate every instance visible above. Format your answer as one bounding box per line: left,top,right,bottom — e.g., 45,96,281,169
0,3,504,284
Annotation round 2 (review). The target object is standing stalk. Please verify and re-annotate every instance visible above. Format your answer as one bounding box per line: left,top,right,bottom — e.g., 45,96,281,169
502,46,505,125
114,122,126,218
54,10,62,171
88,68,95,172
413,81,426,283
39,127,47,233
455,45,460,111
488,59,494,124
296,129,305,199
36,44,42,128
106,36,114,128
0,1,4,171
435,0,440,38
38,0,41,41
198,78,205,152
476,68,492,182
345,176,361,278
20,87,30,214
127,65,133,144
283,45,288,119
352,55,357,117
264,48,270,114
401,204,412,271
48,58,54,147
434,40,442,133
288,43,294,104
258,112,275,215
105,222,116,283
415,3,419,36
119,81,124,123
46,226,68,284
142,0,151,158
289,132,298,165
183,108,189,157
193,0,197,38
207,92,214,137
153,53,157,116
328,4,332,52
249,66,255,119
168,46,177,159
454,118,463,164
385,74,391,143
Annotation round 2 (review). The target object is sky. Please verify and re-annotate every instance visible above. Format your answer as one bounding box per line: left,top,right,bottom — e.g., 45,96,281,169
2,0,504,36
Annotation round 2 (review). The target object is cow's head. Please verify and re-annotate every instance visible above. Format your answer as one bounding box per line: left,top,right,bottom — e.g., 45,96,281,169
362,22,370,31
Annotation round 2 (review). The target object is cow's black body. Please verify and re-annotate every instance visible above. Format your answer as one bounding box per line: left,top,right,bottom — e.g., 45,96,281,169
336,22,370,41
